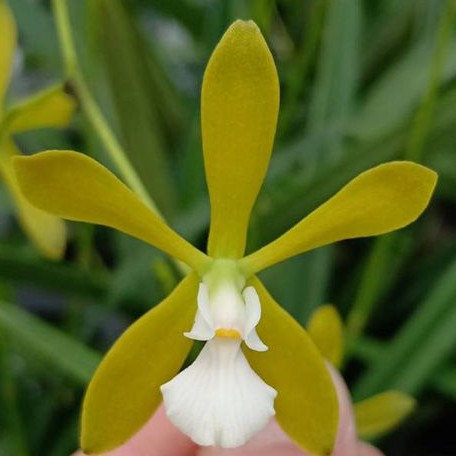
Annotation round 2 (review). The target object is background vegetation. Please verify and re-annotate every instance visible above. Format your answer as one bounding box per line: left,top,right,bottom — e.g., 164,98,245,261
0,0,455,455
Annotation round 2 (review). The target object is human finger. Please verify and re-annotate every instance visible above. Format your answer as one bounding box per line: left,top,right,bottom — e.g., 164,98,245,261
358,442,385,456
73,405,197,456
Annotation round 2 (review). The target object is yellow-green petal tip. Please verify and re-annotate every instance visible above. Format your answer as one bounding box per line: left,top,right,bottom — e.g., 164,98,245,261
308,305,344,368
203,19,279,258
355,390,416,439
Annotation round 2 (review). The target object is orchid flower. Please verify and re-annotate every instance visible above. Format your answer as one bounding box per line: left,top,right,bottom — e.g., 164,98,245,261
13,20,436,456
73,368,385,456
0,0,74,259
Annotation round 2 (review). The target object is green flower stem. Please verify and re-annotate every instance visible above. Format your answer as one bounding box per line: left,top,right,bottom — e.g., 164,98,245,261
345,1,455,347
51,0,188,277
51,0,158,215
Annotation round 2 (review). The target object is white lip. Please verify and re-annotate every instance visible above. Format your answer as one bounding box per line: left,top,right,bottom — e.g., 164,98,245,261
161,337,277,448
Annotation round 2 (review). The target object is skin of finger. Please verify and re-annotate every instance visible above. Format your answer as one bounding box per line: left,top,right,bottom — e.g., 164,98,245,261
325,366,384,456
72,405,198,456
328,364,360,456
358,442,385,456
196,419,306,456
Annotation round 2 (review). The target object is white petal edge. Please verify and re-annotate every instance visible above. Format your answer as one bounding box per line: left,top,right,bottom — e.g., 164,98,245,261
243,286,268,351
244,328,268,352
184,283,215,340
161,338,277,448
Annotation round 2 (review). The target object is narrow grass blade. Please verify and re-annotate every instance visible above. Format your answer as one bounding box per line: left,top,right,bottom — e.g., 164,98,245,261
0,302,100,385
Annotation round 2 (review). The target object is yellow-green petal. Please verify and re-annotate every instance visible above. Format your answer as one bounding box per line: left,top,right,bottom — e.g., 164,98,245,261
202,20,279,258
0,140,66,259
81,273,199,454
244,278,338,456
354,391,416,439
0,0,16,104
13,151,209,270
3,84,76,133
241,162,438,273
308,305,344,368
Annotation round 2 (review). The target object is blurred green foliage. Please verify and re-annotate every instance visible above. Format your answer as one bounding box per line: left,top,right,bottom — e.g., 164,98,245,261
0,0,455,455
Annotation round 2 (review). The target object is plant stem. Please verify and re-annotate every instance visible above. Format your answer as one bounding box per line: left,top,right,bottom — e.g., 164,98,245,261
51,0,189,277
51,0,159,214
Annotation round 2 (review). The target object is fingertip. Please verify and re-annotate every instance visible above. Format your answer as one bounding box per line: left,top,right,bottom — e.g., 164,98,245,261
196,419,308,456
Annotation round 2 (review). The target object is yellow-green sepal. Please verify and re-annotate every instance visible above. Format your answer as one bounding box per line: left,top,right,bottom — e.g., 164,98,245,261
12,151,209,271
3,84,76,133
0,140,66,259
0,0,16,104
202,20,279,259
241,162,438,273
81,273,199,454
244,278,338,456
354,390,416,439
308,305,344,368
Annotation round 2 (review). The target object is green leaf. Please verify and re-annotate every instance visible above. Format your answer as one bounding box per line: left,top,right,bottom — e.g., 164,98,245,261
0,338,28,456
0,301,100,385
351,34,456,142
91,0,181,217
354,257,456,398
351,338,456,401
7,0,61,71
307,0,361,157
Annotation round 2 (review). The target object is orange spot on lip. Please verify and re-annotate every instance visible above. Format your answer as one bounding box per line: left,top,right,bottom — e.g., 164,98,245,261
215,328,242,339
